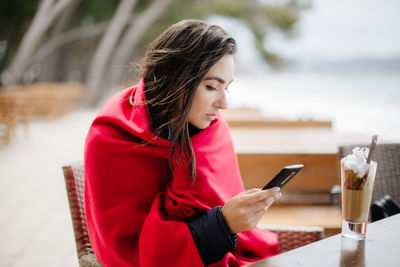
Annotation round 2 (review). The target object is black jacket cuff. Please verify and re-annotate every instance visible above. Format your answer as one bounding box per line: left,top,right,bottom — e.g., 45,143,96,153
187,206,237,265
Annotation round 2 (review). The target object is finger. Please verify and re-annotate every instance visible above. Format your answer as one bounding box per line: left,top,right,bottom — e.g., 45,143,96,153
234,188,260,200
248,196,275,213
265,197,276,209
242,187,280,204
246,188,262,193
243,207,266,227
241,188,262,196
253,208,267,224
236,189,262,204
250,191,282,212
266,190,282,202
265,191,283,209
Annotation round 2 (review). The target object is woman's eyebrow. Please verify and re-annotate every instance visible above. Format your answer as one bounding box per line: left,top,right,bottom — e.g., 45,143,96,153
204,76,234,84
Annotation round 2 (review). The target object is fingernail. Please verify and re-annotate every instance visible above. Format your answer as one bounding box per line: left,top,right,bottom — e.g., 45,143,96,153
273,187,280,192
277,192,282,198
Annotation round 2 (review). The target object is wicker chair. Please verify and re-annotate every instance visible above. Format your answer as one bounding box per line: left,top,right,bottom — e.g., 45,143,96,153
62,162,102,267
259,224,324,253
330,143,400,220
62,162,324,265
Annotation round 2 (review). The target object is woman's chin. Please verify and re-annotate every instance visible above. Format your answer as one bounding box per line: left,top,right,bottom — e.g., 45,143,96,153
195,122,211,130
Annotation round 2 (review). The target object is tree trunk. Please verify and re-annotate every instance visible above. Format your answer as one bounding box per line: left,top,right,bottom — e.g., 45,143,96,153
107,0,176,88
39,0,82,81
82,0,138,108
32,22,108,72
1,0,75,86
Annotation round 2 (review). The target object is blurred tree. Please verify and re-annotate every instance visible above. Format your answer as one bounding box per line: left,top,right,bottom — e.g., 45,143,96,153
0,0,40,74
0,0,308,108
83,0,139,107
2,0,80,85
107,0,175,89
0,0,120,85
83,0,176,107
145,0,308,67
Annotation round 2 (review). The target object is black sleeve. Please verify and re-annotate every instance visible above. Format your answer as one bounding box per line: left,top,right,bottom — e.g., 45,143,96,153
186,206,238,265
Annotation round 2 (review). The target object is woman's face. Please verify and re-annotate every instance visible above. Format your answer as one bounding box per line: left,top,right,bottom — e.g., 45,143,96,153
188,55,234,129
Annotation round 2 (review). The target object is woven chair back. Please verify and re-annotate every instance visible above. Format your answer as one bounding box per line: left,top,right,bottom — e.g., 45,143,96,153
264,226,324,253
62,162,102,267
338,143,400,204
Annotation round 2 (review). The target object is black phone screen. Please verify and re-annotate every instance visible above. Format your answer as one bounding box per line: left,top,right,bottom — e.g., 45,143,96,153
262,164,304,190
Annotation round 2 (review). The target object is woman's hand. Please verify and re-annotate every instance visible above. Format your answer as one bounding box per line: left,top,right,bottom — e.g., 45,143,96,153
221,188,282,234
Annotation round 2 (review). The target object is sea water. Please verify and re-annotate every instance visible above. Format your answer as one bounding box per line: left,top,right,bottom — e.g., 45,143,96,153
227,72,400,142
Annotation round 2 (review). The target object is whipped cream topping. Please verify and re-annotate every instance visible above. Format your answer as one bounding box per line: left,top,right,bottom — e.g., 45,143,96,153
341,147,370,177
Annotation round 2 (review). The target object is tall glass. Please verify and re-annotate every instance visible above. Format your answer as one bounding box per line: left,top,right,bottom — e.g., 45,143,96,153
341,161,377,239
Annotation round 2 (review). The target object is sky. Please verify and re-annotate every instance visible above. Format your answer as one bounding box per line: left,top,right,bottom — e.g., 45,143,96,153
266,0,400,62
210,0,400,71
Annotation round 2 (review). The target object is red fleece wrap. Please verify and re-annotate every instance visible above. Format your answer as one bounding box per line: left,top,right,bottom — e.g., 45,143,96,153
84,80,279,267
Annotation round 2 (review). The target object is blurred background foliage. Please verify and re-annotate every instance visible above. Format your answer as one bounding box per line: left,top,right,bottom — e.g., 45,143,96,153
0,0,40,72
0,0,309,107
142,0,307,66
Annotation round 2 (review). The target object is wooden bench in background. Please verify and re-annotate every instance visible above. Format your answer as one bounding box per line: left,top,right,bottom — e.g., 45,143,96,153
0,83,83,146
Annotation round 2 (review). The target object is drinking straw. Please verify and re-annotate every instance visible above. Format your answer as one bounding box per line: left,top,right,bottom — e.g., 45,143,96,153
366,135,378,164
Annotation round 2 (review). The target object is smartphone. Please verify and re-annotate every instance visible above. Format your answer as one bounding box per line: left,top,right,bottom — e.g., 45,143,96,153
262,164,304,190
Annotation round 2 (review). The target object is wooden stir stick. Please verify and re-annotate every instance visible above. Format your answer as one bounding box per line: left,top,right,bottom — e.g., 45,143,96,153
366,135,378,164
356,135,378,190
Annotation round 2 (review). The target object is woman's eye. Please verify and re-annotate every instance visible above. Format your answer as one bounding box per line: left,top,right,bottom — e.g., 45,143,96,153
206,85,217,91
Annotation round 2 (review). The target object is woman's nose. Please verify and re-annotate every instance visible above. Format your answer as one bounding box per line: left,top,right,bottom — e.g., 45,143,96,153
215,92,228,110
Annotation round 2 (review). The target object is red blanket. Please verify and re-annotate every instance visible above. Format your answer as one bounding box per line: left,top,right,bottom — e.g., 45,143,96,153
84,80,279,267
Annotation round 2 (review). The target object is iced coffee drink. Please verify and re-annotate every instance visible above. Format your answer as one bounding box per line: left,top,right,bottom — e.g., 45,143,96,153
341,147,377,239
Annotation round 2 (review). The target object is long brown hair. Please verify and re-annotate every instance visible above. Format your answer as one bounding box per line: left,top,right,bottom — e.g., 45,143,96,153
141,19,237,180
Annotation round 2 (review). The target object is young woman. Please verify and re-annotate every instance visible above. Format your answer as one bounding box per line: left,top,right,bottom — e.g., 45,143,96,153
84,19,281,267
